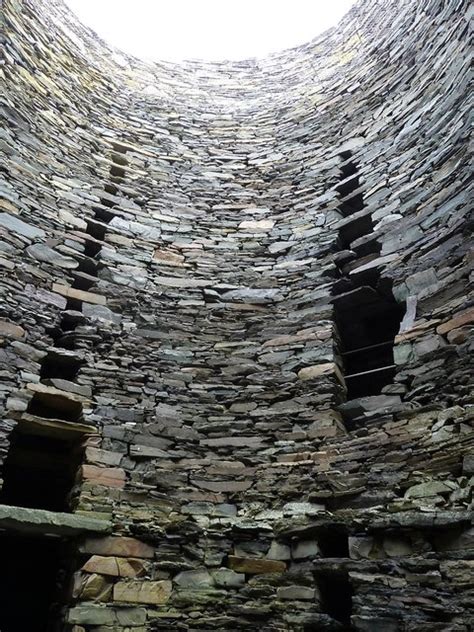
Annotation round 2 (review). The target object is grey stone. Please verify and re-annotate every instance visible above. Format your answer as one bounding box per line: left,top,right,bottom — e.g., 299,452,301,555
0,212,45,238
174,569,214,588
26,243,78,268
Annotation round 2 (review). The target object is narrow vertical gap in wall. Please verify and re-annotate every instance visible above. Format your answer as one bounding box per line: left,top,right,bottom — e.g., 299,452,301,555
316,570,353,629
53,143,128,347
336,151,364,217
332,151,403,400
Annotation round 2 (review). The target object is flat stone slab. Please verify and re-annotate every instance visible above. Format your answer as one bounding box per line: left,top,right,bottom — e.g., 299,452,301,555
0,504,111,536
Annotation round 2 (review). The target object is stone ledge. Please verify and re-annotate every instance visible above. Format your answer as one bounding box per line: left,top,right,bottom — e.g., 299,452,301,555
0,504,112,536
277,510,473,538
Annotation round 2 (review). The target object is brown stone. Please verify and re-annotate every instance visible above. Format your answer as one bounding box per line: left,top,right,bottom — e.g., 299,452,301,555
262,331,318,348
446,327,469,344
152,248,185,266
81,465,126,489
79,573,113,601
436,308,474,335
113,580,172,605
228,556,286,574
82,555,146,578
0,320,25,339
80,536,155,559
297,362,345,386
395,319,441,343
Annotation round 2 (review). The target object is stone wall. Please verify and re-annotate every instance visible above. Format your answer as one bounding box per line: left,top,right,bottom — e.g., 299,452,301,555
1,0,472,630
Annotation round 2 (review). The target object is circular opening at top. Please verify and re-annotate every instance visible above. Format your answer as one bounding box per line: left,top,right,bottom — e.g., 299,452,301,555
65,0,356,62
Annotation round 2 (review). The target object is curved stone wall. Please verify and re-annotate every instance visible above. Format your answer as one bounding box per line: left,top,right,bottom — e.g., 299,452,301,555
1,0,472,630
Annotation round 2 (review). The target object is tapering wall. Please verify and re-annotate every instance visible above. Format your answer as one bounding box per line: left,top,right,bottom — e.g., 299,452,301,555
1,0,472,630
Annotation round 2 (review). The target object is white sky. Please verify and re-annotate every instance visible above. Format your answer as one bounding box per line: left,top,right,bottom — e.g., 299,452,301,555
65,0,356,61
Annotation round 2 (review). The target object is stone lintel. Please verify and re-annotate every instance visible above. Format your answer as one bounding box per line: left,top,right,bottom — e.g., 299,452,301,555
0,504,111,537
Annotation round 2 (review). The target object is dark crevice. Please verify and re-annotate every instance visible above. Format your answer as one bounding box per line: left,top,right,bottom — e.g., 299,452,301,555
104,183,118,196
332,151,403,400
334,286,404,399
70,273,96,292
52,144,128,350
0,427,83,511
39,350,84,380
338,214,374,250
317,572,353,628
318,530,349,558
27,392,83,423
83,238,101,258
76,256,99,276
110,164,125,179
86,218,107,242
58,311,84,335
99,197,116,208
0,533,73,632
64,297,82,312
94,206,116,222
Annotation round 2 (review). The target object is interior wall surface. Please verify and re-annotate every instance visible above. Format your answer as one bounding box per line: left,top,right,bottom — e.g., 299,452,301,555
0,0,473,630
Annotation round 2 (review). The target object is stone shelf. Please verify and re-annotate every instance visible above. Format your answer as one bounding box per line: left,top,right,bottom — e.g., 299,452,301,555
0,504,112,537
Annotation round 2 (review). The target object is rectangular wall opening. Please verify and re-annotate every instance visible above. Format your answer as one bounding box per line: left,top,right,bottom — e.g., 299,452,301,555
338,213,374,250
40,349,84,381
71,272,97,292
0,426,83,511
318,529,349,558
334,286,404,399
76,255,99,277
83,238,102,258
27,391,83,422
317,571,353,628
0,532,72,632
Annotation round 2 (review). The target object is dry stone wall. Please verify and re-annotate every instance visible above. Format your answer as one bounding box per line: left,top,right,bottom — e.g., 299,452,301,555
1,0,473,630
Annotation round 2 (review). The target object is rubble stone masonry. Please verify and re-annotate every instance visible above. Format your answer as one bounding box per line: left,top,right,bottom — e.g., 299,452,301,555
0,0,472,630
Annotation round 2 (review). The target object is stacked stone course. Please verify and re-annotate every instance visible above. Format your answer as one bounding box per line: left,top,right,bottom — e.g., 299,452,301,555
0,0,472,630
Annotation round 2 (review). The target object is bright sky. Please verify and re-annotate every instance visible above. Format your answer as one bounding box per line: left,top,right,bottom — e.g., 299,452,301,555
65,0,356,61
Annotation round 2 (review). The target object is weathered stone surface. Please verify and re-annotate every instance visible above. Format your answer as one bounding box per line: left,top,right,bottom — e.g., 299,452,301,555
113,580,172,605
174,569,214,588
82,555,146,578
266,541,291,560
0,212,45,238
26,243,78,268
276,585,317,601
52,283,107,305
436,308,474,335
68,605,146,626
0,320,25,339
292,540,321,560
298,363,344,384
80,537,154,559
78,573,113,601
1,0,472,629
228,556,286,574
0,505,111,536
238,219,275,231
81,465,126,489
211,569,245,588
